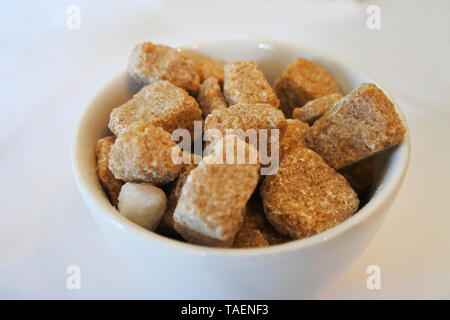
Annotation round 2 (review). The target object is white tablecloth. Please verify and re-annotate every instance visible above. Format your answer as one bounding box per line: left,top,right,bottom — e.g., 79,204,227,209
1,0,449,299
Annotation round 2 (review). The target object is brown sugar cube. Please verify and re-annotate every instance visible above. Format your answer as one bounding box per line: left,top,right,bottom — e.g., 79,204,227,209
127,42,200,94
173,135,260,247
197,58,225,86
223,61,280,108
260,146,359,239
279,119,309,159
260,227,290,245
245,197,289,245
293,93,343,125
197,77,228,118
108,122,182,185
205,104,286,175
109,80,202,137
339,158,374,196
274,58,341,117
158,153,201,234
305,83,406,169
96,136,124,207
232,228,268,248
237,198,289,246
241,199,266,230
204,103,287,147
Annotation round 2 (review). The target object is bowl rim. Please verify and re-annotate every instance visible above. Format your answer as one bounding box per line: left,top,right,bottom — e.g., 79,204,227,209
71,38,411,258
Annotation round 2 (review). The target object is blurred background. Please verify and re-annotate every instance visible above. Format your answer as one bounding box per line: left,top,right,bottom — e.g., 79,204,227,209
0,0,449,299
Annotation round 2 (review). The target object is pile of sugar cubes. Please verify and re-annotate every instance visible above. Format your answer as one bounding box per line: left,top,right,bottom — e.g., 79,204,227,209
95,42,406,248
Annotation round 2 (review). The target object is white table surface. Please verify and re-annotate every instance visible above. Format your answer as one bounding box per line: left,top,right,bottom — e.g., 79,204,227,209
1,0,449,299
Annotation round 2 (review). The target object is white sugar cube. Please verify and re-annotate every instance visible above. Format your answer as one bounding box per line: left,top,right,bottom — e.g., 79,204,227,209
118,182,167,230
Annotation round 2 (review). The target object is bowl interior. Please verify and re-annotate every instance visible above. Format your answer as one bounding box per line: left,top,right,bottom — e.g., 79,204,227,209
72,39,410,256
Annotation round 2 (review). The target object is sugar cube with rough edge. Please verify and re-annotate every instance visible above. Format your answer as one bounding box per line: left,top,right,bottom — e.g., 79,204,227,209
223,61,280,108
173,135,260,247
305,83,406,169
197,58,225,86
241,199,266,230
108,80,202,137
293,93,343,125
234,197,289,247
204,103,287,148
127,42,200,94
158,153,201,235
261,227,290,246
204,104,286,174
247,197,290,245
118,182,167,231
279,119,309,159
260,146,359,240
339,158,374,196
109,122,182,185
96,136,124,207
197,77,228,118
232,228,268,248
274,58,341,117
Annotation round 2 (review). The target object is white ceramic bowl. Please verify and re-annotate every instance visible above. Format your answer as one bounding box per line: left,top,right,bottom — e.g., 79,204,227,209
72,39,410,299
